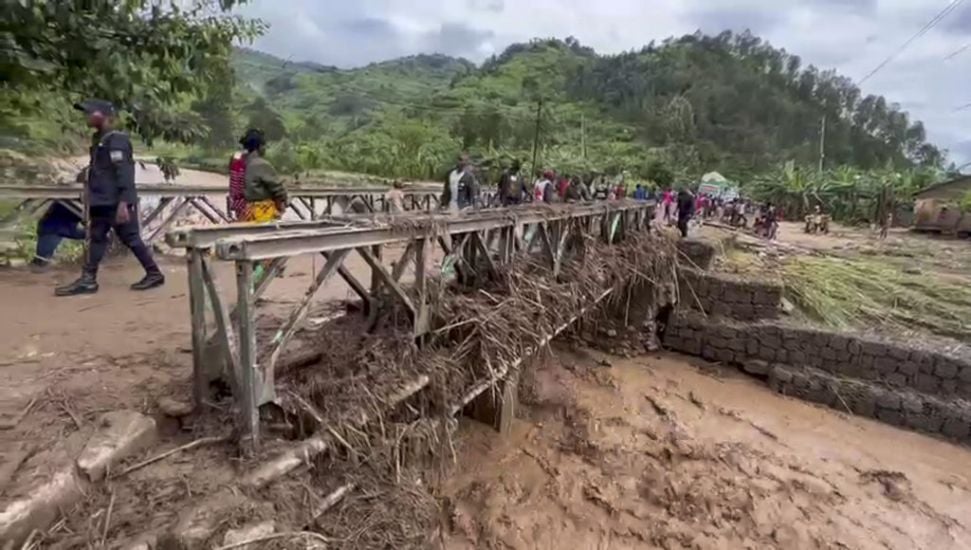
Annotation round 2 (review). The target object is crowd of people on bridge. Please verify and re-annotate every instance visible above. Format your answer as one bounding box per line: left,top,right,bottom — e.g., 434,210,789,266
436,153,700,236
40,121,783,295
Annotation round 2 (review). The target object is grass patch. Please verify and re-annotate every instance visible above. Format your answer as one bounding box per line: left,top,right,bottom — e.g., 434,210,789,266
781,255,971,340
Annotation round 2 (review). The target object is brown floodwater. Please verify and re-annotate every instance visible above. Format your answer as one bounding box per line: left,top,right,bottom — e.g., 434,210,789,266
442,346,971,549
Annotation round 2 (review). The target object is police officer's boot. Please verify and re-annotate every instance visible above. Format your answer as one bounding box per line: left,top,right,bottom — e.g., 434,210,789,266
55,272,99,296
131,270,165,291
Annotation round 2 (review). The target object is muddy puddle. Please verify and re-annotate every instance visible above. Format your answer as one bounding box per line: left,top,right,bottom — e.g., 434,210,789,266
442,346,971,549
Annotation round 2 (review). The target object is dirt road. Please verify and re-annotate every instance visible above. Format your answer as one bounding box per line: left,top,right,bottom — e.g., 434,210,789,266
445,346,971,549
0,248,415,455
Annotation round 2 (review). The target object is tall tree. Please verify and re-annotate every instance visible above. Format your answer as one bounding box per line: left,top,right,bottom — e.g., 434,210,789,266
1,0,264,142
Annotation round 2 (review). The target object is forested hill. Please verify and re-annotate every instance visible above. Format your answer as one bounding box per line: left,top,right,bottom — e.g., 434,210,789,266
224,32,944,182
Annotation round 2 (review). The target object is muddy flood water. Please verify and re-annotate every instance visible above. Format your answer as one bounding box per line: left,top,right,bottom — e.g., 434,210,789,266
442,345,971,550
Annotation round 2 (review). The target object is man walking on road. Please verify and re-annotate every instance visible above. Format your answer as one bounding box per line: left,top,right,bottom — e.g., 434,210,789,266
56,99,164,296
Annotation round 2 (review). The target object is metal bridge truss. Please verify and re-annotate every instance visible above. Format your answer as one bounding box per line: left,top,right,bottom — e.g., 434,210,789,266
166,200,655,447
0,184,443,242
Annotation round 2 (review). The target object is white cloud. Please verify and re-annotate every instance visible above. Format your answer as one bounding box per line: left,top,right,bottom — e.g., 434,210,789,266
238,0,971,164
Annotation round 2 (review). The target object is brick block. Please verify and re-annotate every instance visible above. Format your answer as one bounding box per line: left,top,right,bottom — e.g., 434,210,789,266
812,332,830,348
771,366,793,383
743,359,770,375
875,357,898,375
876,408,904,426
888,346,911,361
898,361,919,377
789,350,806,365
862,341,888,357
665,336,684,350
829,335,849,352
684,338,702,356
859,368,879,381
746,338,759,355
754,306,777,320
935,360,959,380
847,339,862,356
912,351,934,373
758,345,777,362
915,374,940,394
715,348,735,363
905,413,943,434
886,373,907,387
941,416,971,439
900,394,924,415
875,389,901,410
959,364,971,383
850,391,876,417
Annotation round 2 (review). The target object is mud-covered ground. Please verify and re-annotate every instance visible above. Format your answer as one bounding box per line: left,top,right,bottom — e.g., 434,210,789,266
444,345,971,550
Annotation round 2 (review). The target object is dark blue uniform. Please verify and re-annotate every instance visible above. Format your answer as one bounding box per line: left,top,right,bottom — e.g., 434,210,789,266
56,99,164,295
82,130,159,277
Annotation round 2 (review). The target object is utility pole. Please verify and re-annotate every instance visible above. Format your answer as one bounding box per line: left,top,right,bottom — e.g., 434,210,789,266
580,112,587,159
818,114,827,173
530,98,543,176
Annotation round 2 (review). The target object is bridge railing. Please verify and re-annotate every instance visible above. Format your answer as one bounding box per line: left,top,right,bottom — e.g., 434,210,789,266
166,200,655,448
0,183,449,241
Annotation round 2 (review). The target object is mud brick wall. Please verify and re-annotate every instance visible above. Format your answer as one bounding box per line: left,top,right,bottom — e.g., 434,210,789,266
768,364,971,445
664,312,971,400
678,269,782,321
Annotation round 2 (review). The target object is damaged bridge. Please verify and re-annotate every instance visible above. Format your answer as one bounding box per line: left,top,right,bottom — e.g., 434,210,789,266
165,199,671,450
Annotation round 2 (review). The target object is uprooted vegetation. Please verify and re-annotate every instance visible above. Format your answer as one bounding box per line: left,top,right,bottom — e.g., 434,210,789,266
781,255,971,340
714,232,971,342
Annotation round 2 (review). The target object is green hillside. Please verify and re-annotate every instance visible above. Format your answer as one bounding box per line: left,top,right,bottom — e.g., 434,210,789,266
220,34,943,184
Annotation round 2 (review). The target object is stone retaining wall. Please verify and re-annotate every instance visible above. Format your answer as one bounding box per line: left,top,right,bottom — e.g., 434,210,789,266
678,269,783,321
663,311,971,444
768,363,971,444
665,312,971,398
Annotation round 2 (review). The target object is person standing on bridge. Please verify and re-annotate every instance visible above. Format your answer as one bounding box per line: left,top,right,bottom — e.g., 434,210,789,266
56,100,164,296
240,129,288,222
385,180,406,214
497,159,524,206
228,137,251,221
442,153,477,213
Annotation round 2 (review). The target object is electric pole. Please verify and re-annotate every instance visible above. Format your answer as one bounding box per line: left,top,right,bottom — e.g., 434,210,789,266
581,112,587,159
530,98,543,176
818,114,827,173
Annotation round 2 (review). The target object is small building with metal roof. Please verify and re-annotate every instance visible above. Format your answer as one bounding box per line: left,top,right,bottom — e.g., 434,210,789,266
913,175,971,236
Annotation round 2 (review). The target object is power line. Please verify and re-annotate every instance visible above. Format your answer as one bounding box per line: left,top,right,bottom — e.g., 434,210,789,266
859,0,965,85
944,42,970,60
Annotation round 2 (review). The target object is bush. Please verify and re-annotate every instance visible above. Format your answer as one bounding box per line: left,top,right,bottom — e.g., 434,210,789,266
960,190,971,213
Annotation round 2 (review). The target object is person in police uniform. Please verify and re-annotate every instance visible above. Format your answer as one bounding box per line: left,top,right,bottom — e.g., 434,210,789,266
55,99,165,296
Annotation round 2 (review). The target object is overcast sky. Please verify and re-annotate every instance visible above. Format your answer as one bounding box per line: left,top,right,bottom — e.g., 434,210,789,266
239,0,971,166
